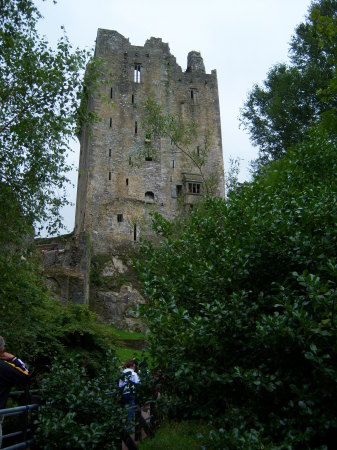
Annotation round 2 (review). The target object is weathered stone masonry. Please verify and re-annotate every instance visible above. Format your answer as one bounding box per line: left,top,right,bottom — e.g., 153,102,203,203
40,30,225,329
75,30,224,255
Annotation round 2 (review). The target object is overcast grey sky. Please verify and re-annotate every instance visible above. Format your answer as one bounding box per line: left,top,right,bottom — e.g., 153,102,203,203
34,0,312,233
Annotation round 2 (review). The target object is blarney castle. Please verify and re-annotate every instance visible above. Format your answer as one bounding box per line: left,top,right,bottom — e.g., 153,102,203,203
39,30,225,330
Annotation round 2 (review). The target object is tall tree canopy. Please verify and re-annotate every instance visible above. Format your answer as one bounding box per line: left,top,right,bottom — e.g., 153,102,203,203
240,0,337,165
0,0,88,235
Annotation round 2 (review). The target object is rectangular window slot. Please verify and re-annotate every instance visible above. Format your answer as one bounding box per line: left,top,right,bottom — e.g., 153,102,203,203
126,178,129,186
109,172,112,180
129,156,132,166
117,214,123,223
145,156,152,161
176,185,183,196
134,64,141,83
109,117,112,127
109,149,112,157
132,94,134,104
197,146,200,155
134,223,137,241
110,87,113,99
190,89,199,105
135,121,138,134
171,160,175,168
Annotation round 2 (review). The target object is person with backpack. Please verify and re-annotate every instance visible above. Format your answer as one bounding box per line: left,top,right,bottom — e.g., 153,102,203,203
119,360,140,429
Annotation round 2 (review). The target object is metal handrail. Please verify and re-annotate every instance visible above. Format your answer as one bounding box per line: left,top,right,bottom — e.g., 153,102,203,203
1,440,34,450
0,404,39,417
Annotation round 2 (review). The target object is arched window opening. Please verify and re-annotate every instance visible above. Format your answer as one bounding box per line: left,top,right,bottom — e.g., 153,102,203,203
145,191,155,203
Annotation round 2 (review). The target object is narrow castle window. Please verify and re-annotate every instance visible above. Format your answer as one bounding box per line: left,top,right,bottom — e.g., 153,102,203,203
132,94,134,104
109,117,112,127
190,89,199,105
109,149,112,157
171,160,175,168
134,64,141,83
135,121,138,134
176,185,183,196
197,146,200,156
117,214,123,223
129,156,132,166
110,87,113,99
126,178,129,186
109,172,112,180
134,224,137,241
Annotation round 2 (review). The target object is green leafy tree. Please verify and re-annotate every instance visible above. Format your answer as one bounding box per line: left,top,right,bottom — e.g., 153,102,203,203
136,128,337,448
0,0,89,235
35,354,125,449
240,0,337,165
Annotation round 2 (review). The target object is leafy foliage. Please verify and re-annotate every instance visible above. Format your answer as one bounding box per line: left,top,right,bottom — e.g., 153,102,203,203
136,128,337,448
0,0,90,233
240,0,337,165
35,354,125,449
0,251,118,378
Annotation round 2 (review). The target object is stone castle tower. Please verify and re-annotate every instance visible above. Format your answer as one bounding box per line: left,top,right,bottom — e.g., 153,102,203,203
75,30,224,254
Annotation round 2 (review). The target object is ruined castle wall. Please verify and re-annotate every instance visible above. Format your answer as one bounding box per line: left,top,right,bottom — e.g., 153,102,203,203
75,30,224,255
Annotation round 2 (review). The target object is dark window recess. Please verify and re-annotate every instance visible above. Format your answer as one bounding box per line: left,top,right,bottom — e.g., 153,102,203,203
117,214,123,222
109,149,112,157
129,156,132,166
109,117,112,127
190,89,199,105
197,146,200,155
109,172,112,180
132,94,134,104
188,182,201,194
135,121,138,134
176,185,183,196
134,224,137,241
145,191,154,202
172,160,175,168
110,87,113,99
134,64,141,83
145,155,152,161
126,178,129,186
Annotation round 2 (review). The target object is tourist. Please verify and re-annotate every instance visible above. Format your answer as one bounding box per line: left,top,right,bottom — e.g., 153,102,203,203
0,337,29,448
119,359,140,429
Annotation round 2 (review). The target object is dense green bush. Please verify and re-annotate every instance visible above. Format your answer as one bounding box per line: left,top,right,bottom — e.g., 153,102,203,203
136,128,337,448
35,354,125,449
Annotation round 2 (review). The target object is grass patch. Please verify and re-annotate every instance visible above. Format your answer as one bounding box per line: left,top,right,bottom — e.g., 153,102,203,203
138,420,211,449
115,347,143,362
112,328,145,341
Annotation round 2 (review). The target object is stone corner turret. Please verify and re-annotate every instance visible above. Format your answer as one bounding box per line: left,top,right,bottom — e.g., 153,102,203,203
186,51,205,73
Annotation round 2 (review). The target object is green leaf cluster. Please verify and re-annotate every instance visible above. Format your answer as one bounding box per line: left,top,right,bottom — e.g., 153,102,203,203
0,0,90,234
35,354,125,449
136,127,337,448
240,0,337,166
